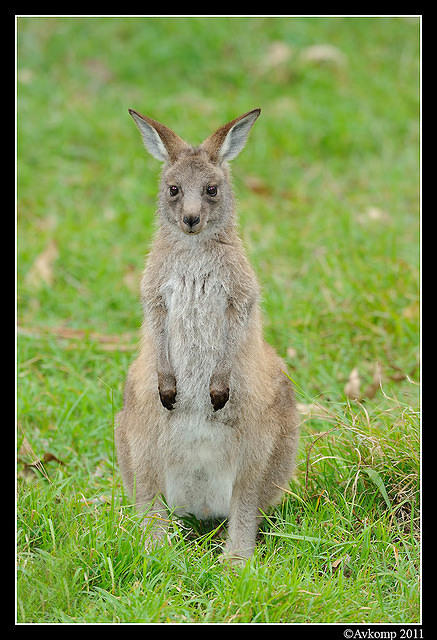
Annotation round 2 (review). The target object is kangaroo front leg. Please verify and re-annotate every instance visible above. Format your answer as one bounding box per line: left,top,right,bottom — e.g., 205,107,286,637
156,315,177,410
210,296,255,411
144,295,177,410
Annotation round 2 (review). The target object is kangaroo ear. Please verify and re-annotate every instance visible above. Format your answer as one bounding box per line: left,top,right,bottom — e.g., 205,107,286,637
128,109,189,163
201,108,261,163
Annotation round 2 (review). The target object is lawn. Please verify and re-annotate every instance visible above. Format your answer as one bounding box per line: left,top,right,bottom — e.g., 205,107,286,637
16,16,420,623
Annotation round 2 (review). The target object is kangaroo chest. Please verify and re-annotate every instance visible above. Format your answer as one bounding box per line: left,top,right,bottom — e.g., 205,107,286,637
161,266,228,404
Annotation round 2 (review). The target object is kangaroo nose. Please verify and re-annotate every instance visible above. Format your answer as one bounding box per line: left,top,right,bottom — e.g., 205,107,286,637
183,215,200,228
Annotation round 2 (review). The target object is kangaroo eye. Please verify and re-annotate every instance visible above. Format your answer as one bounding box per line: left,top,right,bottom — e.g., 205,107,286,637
206,185,218,197
169,185,179,197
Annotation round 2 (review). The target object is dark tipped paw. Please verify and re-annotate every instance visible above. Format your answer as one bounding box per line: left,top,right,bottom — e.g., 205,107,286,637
159,387,177,411
210,387,230,411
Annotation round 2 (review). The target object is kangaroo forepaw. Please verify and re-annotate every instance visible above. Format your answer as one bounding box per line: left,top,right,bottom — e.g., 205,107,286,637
210,387,230,411
159,386,177,410
158,373,177,410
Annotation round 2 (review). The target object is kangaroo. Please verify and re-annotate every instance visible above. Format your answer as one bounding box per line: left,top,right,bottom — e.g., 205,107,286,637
115,107,300,563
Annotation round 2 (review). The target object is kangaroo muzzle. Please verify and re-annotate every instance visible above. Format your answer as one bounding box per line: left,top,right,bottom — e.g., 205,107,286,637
182,213,201,234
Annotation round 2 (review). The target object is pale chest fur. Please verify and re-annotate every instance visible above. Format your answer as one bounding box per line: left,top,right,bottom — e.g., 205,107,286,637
160,250,228,410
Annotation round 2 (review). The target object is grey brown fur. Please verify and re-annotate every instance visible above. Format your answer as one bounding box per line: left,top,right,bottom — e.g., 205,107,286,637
115,107,300,562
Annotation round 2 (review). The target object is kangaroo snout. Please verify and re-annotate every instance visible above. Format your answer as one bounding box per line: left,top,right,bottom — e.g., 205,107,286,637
183,214,201,231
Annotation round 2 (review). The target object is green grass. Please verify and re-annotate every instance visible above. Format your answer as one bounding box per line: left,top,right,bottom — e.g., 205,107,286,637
17,16,420,623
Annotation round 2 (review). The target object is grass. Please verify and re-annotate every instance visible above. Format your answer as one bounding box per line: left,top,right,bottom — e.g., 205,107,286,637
17,16,420,623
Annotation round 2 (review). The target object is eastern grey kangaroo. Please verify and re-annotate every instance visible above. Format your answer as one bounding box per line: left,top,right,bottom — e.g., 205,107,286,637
115,107,300,563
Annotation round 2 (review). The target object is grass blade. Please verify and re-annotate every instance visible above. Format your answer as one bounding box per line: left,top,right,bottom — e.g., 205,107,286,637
363,468,392,509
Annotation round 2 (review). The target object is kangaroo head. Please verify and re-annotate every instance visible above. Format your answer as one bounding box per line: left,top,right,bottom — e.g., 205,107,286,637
129,108,261,236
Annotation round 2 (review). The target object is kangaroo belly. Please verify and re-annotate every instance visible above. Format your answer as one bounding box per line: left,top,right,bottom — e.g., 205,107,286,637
163,273,227,408
164,413,237,519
